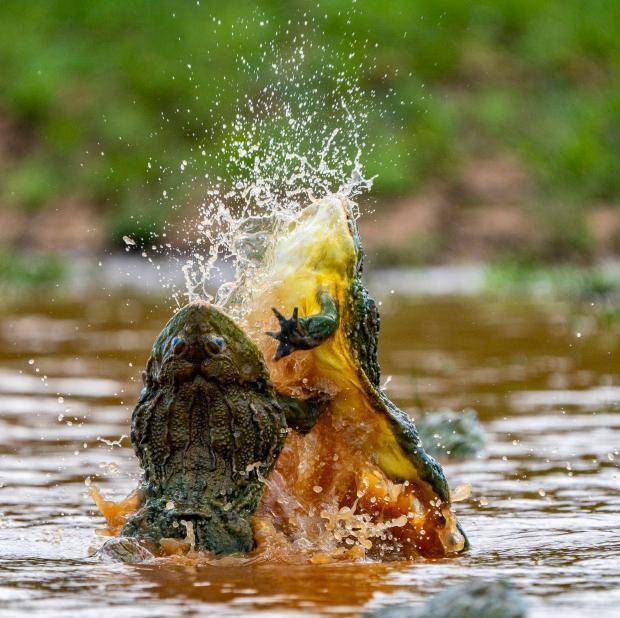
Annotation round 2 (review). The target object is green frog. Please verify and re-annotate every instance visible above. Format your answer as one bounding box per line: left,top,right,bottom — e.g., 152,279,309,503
101,300,322,559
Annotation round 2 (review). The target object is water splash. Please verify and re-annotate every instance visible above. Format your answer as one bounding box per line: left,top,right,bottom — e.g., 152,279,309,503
171,38,378,310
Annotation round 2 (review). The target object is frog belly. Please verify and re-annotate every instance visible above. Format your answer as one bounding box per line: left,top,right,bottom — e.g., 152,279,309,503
241,197,464,558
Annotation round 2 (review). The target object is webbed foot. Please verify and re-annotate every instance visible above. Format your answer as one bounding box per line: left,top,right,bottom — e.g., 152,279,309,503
266,291,339,360
266,307,319,360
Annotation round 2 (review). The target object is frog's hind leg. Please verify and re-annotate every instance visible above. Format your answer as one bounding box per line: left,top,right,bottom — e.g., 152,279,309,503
266,290,339,360
120,503,257,555
194,513,256,555
279,395,327,433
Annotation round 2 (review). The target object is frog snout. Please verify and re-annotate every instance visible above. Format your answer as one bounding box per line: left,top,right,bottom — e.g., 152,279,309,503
442,529,466,554
201,358,222,379
164,359,199,383
198,335,226,378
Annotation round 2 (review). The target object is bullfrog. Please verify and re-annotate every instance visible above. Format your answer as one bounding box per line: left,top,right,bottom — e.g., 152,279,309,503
100,300,323,558
241,195,467,558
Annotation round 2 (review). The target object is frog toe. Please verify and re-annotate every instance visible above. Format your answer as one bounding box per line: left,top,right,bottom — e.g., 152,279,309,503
273,340,294,360
266,306,313,359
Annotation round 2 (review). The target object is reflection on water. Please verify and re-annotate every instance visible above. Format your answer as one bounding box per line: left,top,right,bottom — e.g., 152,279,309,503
0,292,618,617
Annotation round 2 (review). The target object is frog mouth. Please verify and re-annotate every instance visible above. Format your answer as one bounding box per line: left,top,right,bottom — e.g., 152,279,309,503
157,353,232,385
172,359,229,382
200,358,224,379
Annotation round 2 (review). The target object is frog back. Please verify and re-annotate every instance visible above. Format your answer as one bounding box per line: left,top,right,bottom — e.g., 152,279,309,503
132,375,286,510
345,274,381,388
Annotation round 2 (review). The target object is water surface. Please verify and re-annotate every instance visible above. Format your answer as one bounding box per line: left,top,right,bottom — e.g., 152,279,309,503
0,289,618,617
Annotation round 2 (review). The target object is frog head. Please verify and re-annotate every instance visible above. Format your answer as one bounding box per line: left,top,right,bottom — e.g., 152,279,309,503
142,300,268,391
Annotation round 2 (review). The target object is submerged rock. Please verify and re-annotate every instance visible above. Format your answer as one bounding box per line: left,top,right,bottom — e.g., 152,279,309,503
365,579,528,618
417,409,486,459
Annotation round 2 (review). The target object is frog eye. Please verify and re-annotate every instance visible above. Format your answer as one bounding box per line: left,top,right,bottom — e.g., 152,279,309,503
205,335,226,354
170,336,186,356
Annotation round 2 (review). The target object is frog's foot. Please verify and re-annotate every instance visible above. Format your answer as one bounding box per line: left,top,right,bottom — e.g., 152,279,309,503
97,536,157,563
266,307,317,360
266,292,339,360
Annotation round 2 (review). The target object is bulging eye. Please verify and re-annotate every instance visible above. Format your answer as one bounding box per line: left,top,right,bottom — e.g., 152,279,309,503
170,336,186,355
205,335,226,354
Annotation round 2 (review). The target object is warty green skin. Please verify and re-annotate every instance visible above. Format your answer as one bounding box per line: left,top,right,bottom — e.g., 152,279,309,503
119,301,321,555
268,204,468,548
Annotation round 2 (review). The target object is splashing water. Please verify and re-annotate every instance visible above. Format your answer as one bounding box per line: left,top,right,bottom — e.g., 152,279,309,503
174,42,377,311
99,27,416,564
93,41,417,563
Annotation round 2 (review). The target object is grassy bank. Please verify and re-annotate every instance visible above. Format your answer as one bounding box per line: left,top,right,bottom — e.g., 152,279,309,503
0,1,619,258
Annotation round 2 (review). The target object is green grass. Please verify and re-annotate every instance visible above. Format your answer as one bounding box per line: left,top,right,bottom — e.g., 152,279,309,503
0,1,619,251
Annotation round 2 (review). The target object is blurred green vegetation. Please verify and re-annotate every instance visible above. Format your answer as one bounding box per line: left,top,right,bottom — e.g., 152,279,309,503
485,258,620,326
485,258,619,298
0,250,66,288
0,1,619,254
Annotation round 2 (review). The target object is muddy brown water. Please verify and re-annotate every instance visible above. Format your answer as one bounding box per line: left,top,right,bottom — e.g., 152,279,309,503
0,289,618,617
